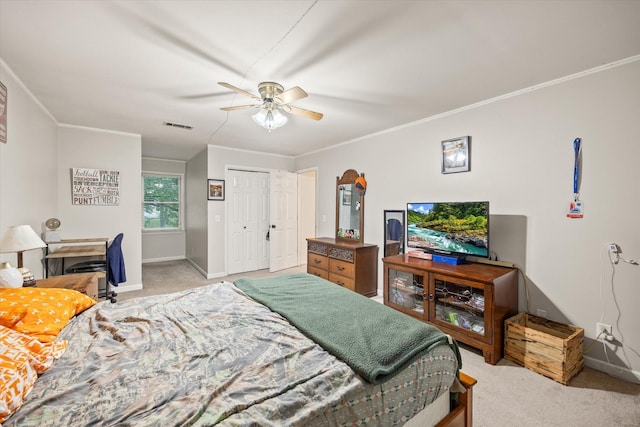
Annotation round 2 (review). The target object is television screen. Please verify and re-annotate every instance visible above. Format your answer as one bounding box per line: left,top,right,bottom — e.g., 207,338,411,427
406,201,489,258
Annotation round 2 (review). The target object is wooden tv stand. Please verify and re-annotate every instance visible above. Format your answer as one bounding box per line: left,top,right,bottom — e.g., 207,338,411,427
383,254,518,364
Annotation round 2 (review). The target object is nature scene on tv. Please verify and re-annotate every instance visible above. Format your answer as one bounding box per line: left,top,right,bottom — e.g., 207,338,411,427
407,202,488,256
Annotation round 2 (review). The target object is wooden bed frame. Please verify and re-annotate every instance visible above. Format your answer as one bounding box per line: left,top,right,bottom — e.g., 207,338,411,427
437,371,477,427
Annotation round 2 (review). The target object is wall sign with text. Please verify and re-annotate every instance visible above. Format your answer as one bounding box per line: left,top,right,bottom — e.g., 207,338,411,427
71,168,120,205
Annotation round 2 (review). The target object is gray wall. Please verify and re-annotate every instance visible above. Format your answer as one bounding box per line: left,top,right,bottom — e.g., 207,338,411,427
295,59,640,382
185,148,208,275
56,125,142,291
0,60,142,290
0,60,58,276
202,145,295,278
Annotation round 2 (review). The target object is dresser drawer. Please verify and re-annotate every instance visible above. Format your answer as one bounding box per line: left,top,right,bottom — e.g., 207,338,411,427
329,247,354,262
330,258,355,278
308,253,329,270
329,272,355,291
308,266,329,280
307,238,378,297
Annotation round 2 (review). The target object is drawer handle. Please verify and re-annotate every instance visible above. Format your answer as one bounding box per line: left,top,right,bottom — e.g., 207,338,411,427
314,259,321,264
336,281,344,286
337,265,345,271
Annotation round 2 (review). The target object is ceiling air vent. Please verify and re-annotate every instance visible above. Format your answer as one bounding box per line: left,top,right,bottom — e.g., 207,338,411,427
163,122,193,130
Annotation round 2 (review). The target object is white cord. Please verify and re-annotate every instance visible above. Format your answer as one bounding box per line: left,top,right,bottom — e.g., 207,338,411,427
604,243,640,371
618,255,640,266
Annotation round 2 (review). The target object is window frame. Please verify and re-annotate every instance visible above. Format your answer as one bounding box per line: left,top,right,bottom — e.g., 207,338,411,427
142,172,184,232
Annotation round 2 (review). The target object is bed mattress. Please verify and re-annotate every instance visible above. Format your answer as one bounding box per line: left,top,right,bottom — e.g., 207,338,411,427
6,281,458,426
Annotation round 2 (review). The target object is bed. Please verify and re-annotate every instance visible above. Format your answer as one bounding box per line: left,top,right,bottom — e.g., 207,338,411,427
1,272,475,426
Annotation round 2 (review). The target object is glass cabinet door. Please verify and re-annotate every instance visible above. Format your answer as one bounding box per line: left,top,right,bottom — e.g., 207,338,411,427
386,268,425,316
432,275,486,337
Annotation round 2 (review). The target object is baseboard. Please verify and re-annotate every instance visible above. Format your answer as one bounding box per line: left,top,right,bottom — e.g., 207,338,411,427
584,355,640,384
112,283,143,293
185,258,226,280
142,256,185,264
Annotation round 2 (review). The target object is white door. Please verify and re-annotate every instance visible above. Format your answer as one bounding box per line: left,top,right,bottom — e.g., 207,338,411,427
256,173,270,270
269,170,298,272
227,170,259,274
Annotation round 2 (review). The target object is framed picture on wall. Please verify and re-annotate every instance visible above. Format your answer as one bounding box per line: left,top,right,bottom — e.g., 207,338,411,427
208,179,225,201
441,136,470,174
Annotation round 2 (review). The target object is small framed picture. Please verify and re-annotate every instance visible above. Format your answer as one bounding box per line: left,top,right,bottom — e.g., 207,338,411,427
342,189,352,205
441,136,470,174
208,179,225,201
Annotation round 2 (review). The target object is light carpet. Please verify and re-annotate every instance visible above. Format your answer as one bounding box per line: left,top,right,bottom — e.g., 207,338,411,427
122,260,640,426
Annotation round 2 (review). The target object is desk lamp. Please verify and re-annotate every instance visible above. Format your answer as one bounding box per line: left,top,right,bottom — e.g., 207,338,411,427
0,224,47,268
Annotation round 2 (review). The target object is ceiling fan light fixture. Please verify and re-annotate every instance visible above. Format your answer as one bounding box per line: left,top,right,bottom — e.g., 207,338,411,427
219,81,321,129
252,106,287,131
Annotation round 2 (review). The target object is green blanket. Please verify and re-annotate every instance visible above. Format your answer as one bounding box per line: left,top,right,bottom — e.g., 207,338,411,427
234,273,460,384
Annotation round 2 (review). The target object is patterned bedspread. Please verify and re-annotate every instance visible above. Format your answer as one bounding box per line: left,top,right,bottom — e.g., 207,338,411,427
6,282,458,426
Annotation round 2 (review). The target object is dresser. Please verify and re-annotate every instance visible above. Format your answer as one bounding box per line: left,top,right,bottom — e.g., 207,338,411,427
306,237,379,297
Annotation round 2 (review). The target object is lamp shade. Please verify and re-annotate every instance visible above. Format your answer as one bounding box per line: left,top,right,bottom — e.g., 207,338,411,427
0,225,47,253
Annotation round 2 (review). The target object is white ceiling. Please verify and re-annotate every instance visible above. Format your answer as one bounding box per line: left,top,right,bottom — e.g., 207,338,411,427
1,1,639,161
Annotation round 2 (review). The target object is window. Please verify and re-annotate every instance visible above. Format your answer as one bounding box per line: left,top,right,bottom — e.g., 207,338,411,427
142,173,182,231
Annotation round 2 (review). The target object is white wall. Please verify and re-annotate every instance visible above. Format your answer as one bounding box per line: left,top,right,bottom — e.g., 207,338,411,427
204,145,295,277
0,60,58,277
296,59,640,382
57,125,142,291
142,157,186,263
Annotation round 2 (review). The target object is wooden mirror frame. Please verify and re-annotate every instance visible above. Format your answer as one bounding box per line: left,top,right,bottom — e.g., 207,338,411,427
335,169,365,243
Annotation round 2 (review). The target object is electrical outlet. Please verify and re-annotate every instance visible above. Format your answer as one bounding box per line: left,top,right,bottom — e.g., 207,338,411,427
596,322,612,340
536,309,547,318
609,244,619,253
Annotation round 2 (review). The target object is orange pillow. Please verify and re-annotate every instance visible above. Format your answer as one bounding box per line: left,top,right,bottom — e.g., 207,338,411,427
0,287,96,343
0,325,67,422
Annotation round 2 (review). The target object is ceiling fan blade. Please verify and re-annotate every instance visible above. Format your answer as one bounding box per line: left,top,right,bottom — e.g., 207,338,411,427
218,82,261,100
283,105,323,121
220,104,258,111
276,86,308,104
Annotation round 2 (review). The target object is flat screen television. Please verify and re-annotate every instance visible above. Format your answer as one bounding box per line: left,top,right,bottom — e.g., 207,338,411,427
406,201,489,258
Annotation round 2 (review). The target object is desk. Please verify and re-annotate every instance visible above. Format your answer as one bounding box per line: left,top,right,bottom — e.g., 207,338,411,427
44,238,108,278
44,238,116,302
36,272,100,300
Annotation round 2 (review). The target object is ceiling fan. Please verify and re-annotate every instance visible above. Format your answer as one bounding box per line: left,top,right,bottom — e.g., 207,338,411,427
218,81,323,130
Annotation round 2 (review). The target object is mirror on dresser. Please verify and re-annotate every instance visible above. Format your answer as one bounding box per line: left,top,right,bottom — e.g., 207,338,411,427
306,168,378,296
335,169,365,243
